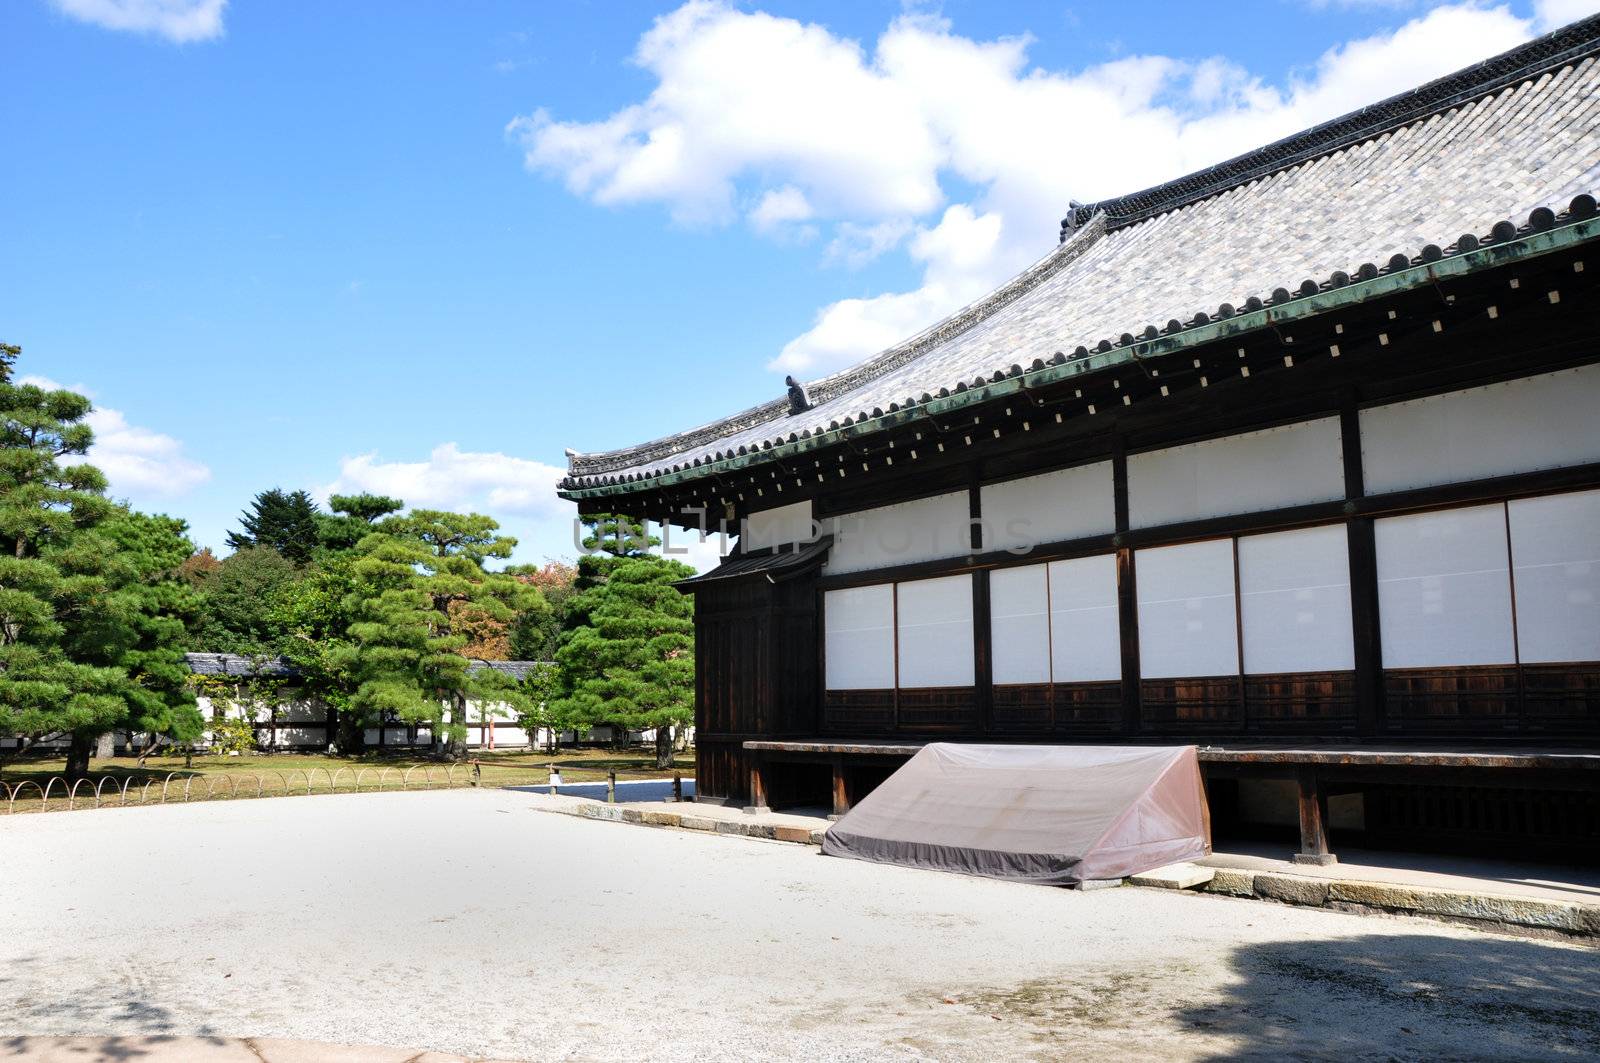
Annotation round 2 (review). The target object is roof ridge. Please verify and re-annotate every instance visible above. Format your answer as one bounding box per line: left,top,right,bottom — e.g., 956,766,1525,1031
566,213,1109,477
562,193,1600,495
1061,13,1600,239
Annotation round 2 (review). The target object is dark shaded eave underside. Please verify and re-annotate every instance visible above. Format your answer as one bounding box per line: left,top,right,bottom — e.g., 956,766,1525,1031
559,214,1600,504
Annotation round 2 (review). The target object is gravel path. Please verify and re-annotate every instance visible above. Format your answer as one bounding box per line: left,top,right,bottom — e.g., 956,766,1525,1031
0,789,1596,1062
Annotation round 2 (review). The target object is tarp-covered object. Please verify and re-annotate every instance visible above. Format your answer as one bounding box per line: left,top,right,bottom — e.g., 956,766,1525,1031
821,744,1210,885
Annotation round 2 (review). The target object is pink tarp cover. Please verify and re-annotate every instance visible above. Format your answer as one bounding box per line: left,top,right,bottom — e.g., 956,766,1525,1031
821,743,1211,885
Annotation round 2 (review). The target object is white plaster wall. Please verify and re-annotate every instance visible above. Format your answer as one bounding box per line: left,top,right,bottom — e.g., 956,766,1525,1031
823,490,971,575
1129,417,1344,529
1362,365,1600,495
981,462,1115,553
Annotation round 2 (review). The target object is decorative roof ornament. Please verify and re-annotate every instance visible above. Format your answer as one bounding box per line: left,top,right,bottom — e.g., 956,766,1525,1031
785,375,812,416
1059,200,1093,243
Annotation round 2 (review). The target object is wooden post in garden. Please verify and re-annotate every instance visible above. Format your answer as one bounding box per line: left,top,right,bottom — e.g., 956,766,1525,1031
672,772,682,803
607,770,616,803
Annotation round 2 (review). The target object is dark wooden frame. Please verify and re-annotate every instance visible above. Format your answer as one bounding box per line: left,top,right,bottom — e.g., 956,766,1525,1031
680,240,1600,805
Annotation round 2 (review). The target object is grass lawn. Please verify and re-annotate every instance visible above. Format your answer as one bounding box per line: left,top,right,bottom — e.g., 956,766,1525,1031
0,745,694,800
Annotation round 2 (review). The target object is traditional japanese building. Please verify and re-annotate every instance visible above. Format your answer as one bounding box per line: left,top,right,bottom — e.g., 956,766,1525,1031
558,20,1600,863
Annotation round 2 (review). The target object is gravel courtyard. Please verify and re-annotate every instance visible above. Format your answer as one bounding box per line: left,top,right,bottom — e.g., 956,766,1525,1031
1,789,1597,1062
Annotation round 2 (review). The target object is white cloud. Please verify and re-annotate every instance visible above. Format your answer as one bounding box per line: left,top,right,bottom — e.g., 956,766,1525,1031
1534,0,1600,30
322,446,733,573
515,2,1541,377
775,204,1002,373
49,0,226,43
748,185,814,230
508,1,944,225
825,218,914,269
322,443,568,519
19,375,211,497
82,406,211,496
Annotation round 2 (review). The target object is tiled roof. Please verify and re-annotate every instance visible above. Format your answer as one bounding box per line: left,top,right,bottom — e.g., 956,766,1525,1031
676,536,833,588
560,17,1600,496
469,660,551,681
183,652,300,678
182,653,550,680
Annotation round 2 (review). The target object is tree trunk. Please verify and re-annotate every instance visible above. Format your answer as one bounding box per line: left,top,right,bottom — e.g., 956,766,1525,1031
136,734,166,767
95,732,115,759
654,725,674,770
65,732,94,780
444,691,468,759
337,710,364,754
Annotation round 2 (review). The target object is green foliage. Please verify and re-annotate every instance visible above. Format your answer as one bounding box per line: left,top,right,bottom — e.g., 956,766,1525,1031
333,511,545,747
270,552,361,744
513,659,589,752
507,561,576,662
574,513,657,590
315,492,403,553
208,715,258,756
554,515,694,766
226,488,321,564
66,510,207,746
0,346,200,775
192,546,299,655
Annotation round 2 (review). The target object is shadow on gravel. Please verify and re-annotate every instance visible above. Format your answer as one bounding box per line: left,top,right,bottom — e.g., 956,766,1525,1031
1,1033,206,1060
1177,932,1600,1061
0,953,232,1055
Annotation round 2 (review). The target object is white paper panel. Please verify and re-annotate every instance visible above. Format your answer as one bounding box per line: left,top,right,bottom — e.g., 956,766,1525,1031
277,698,326,723
824,490,971,574
1509,489,1600,664
990,565,1051,684
1238,524,1354,674
273,727,324,747
1361,365,1600,494
1048,554,1122,682
981,462,1115,553
896,575,976,688
744,500,815,550
1376,504,1515,668
824,585,896,689
1128,417,1344,529
1136,540,1239,678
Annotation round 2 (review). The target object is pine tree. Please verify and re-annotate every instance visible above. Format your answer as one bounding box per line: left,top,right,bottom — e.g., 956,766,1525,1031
0,344,199,776
554,514,695,768
55,510,205,760
315,492,404,553
337,511,545,752
225,488,321,563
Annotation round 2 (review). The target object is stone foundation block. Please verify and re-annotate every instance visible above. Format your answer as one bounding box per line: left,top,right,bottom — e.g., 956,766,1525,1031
641,811,682,827
1329,881,1582,932
1253,873,1331,907
678,815,718,832
773,825,813,844
1205,868,1257,897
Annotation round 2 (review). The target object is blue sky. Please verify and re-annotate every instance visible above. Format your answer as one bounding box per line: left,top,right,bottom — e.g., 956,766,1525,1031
3,0,1593,569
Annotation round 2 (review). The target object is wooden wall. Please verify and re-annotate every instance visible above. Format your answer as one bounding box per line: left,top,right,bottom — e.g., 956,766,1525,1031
692,571,819,803
683,244,1600,801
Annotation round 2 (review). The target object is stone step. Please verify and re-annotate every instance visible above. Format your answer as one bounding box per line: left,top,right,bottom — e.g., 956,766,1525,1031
1126,863,1217,890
